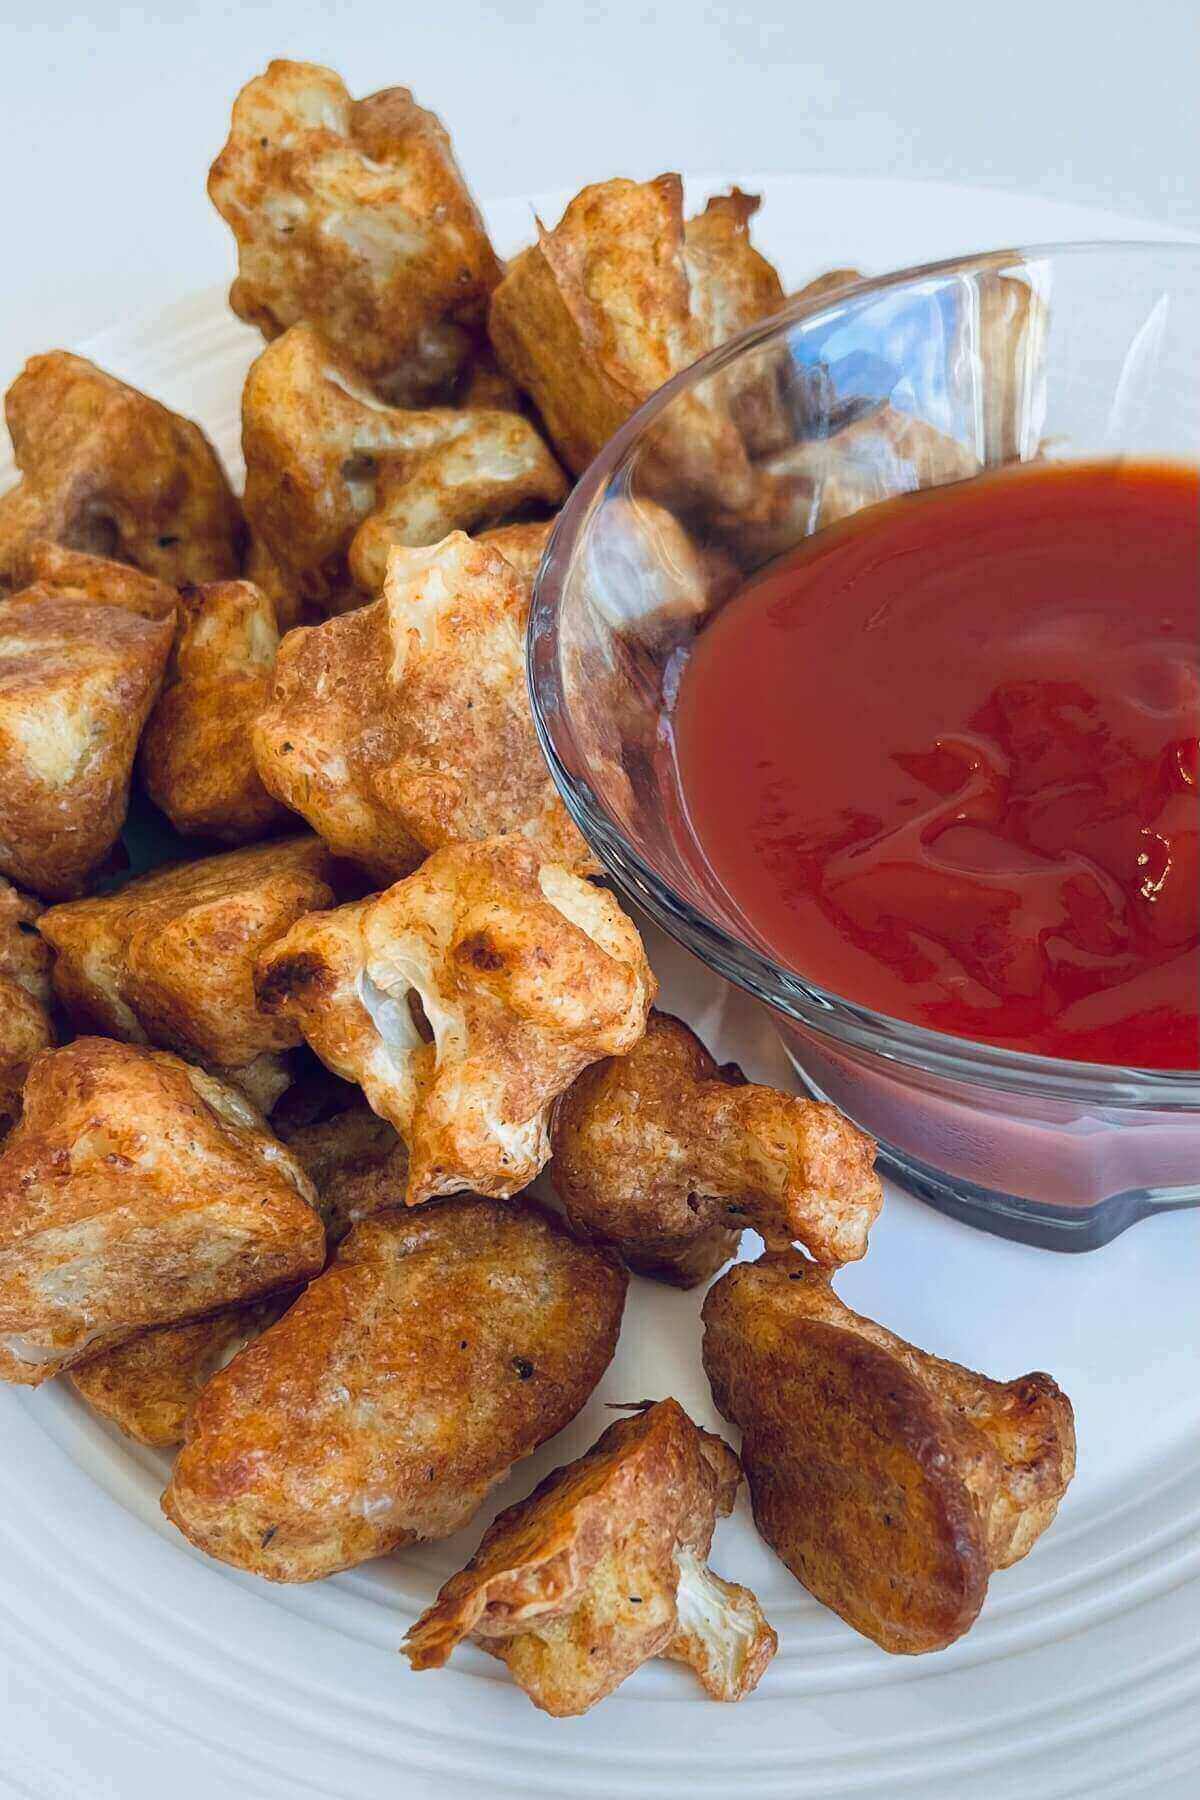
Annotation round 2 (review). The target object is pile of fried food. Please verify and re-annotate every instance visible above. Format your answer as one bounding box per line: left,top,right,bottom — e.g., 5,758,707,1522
0,60,1074,1715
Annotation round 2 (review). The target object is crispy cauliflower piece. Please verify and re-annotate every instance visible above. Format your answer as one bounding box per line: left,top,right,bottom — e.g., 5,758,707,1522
404,1397,776,1715
253,532,595,879
241,324,565,611
346,416,567,593
683,189,788,454
162,1195,627,1580
488,175,755,508
8,541,179,620
69,1290,297,1448
0,594,173,898
140,578,289,843
552,1012,884,1285
702,1252,1077,1654
70,1096,402,1447
0,877,54,1130
0,352,242,590
275,1096,404,1243
256,835,655,1203
209,60,502,398
733,403,981,566
476,517,556,587
38,837,341,1102
0,1038,323,1384
244,535,305,630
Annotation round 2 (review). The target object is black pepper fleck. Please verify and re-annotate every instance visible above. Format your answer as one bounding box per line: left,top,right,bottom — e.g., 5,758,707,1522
512,1357,534,1380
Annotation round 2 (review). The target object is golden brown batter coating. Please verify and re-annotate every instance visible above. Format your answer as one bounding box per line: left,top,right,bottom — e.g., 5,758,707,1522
140,578,288,843
488,175,757,509
702,1252,1076,1654
552,1012,883,1284
0,1038,322,1384
736,403,981,565
253,532,594,879
209,60,502,399
241,323,564,613
683,189,788,454
0,878,54,1130
70,1291,298,1447
39,837,341,1100
275,1098,404,1243
0,595,173,899
7,542,179,620
71,1100,400,1447
257,836,654,1203
475,518,556,588
404,1397,776,1714
0,352,242,590
162,1196,627,1581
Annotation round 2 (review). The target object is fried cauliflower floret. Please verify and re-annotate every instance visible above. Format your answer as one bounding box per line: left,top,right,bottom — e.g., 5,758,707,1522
69,1290,297,1448
140,578,288,843
0,352,242,590
0,595,173,899
8,541,179,620
275,1096,404,1243
553,1013,883,1285
253,532,594,879
488,175,755,508
0,878,54,1129
476,517,556,587
0,1038,323,1385
683,189,788,454
257,836,655,1204
209,60,502,399
733,403,981,565
241,333,564,619
70,1097,401,1447
404,1397,776,1714
39,837,341,1102
162,1196,627,1580
702,1252,1077,1654
241,324,565,612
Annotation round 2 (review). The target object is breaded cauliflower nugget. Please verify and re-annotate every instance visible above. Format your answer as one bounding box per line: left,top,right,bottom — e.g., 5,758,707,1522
404,1397,776,1714
0,1038,322,1384
702,1252,1077,1654
0,878,54,1129
275,1097,404,1243
737,403,981,565
552,1012,883,1284
257,836,655,1203
241,324,564,612
0,594,173,899
70,1291,297,1448
488,175,757,508
72,1100,400,1448
162,1195,627,1580
683,190,788,455
39,836,341,1104
209,60,502,400
254,532,594,879
140,578,288,843
8,541,179,620
0,352,242,589
475,518,556,587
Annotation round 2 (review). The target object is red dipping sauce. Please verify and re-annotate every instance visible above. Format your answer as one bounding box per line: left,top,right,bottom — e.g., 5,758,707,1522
668,459,1200,1070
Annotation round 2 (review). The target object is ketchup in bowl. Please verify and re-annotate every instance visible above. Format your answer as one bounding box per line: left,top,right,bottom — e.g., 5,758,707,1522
668,459,1199,1071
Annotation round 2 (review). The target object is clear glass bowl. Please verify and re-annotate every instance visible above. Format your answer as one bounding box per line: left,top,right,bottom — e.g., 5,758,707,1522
528,241,1200,1251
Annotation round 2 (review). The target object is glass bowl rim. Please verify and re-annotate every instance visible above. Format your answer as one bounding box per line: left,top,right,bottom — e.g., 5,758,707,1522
527,238,1200,1109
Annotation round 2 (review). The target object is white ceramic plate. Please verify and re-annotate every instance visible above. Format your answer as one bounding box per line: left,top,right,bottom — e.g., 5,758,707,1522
2,177,1197,1800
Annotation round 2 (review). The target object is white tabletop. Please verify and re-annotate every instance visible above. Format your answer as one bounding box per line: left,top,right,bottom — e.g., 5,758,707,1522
1,0,1196,371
